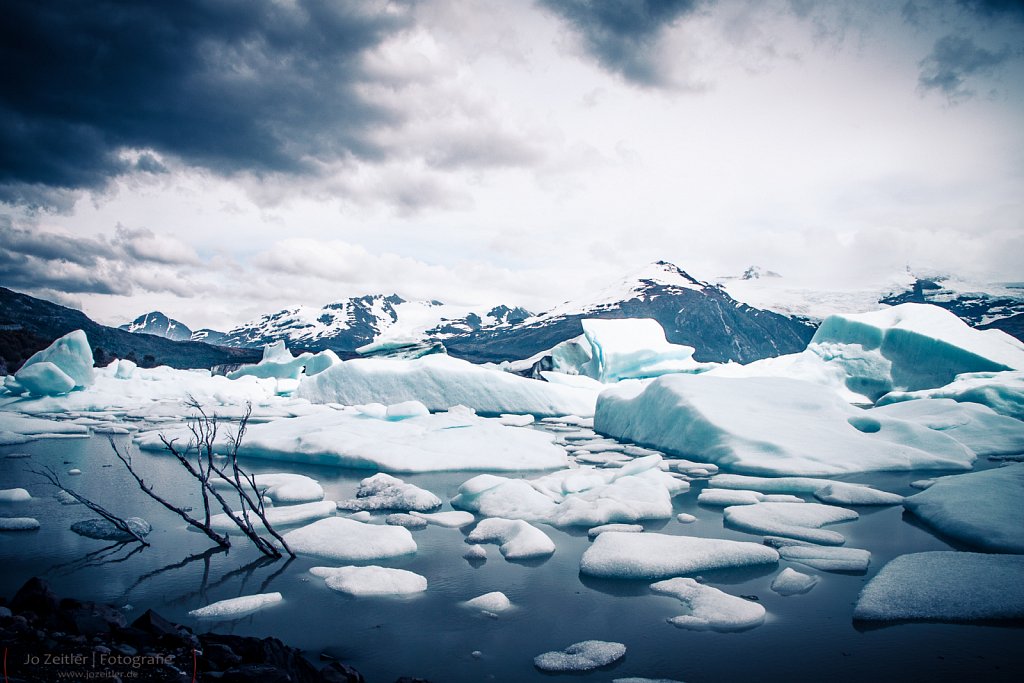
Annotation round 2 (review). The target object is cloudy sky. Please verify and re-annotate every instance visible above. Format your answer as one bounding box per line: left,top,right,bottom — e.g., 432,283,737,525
2,0,1023,330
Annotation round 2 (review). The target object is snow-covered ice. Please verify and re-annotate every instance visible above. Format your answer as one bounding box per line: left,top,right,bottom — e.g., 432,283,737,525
188,592,282,619
336,473,441,512
297,354,598,417
709,474,903,506
15,362,77,397
572,318,702,382
676,513,696,523
771,567,819,596
310,565,427,596
227,341,312,382
766,539,871,572
580,532,779,579
534,640,626,672
0,413,90,444
0,488,31,503
410,510,475,528
209,472,324,505
14,330,95,396
461,591,512,613
903,463,1024,553
385,513,427,529
0,517,40,531
877,370,1024,420
462,544,487,560
651,577,765,631
209,501,336,534
724,502,858,545
697,489,803,507
283,517,416,561
466,518,555,560
869,399,1024,456
71,517,151,541
452,456,688,527
854,551,1024,622
588,523,644,539
596,374,975,475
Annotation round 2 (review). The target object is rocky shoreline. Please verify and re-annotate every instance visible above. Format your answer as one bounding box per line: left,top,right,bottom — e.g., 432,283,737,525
0,577,428,683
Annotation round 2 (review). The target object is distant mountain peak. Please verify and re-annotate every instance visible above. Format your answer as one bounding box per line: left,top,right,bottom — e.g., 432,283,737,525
119,311,193,342
741,265,782,280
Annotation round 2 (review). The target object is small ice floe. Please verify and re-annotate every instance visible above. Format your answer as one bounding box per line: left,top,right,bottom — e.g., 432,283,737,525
709,474,902,506
770,568,819,596
67,468,82,475
909,479,936,490
386,513,427,529
724,502,858,545
462,544,487,560
534,640,626,672
55,490,81,505
209,501,336,533
676,513,696,523
71,517,151,541
466,518,555,560
497,414,535,427
765,538,871,572
410,510,475,528
208,472,324,505
588,523,643,540
283,517,416,562
188,592,282,619
310,565,427,597
903,463,1024,553
461,591,512,613
854,551,1024,622
580,532,778,580
0,488,31,503
348,511,372,522
651,578,765,632
664,459,719,477
0,517,40,531
698,489,803,507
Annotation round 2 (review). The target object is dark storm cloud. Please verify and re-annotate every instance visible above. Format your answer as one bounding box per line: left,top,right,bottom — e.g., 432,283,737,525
537,0,704,87
0,0,414,206
918,34,1012,98
956,0,1024,21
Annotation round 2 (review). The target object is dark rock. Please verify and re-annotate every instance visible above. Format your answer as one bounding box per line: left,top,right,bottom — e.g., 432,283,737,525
394,678,434,683
320,661,366,683
60,598,127,635
219,664,292,683
10,577,60,617
201,642,243,672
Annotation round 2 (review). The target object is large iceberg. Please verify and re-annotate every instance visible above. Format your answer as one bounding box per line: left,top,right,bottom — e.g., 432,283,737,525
811,303,1024,394
296,354,597,417
877,370,1024,420
227,341,313,381
574,318,702,382
869,399,1024,456
854,551,1024,622
13,330,95,396
903,464,1024,553
595,374,975,475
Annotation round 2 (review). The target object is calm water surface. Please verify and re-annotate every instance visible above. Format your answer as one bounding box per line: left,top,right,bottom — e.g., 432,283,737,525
1,433,1022,682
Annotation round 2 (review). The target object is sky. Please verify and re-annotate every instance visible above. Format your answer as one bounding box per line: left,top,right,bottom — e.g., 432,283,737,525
2,0,1023,331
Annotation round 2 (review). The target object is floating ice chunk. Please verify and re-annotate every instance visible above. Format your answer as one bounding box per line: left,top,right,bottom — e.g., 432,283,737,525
228,342,312,381
71,517,151,541
453,456,687,527
310,565,427,596
15,362,76,396
534,640,626,672
283,517,416,561
771,568,819,596
651,578,765,632
297,354,598,417
665,459,718,476
466,518,555,560
540,370,607,390
698,489,803,507
16,330,95,392
235,409,567,472
709,474,902,506
211,472,324,504
580,532,778,580
766,539,871,572
0,488,31,503
588,523,644,539
410,510,475,528
386,513,427,529
188,592,282,619
869,399,1024,456
0,413,90,442
0,517,40,530
724,502,858,545
462,591,512,613
596,374,974,476
903,463,1024,553
113,359,137,380
337,473,442,512
68,468,81,475
463,544,487,560
385,400,430,420
676,513,696,523
812,304,1024,392
303,349,340,377
348,511,372,522
854,551,1024,622
578,318,701,382
210,501,336,533
910,479,936,490
878,370,1024,420
497,413,535,427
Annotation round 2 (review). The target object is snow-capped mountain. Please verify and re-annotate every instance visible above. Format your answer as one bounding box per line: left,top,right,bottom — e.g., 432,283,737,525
444,261,817,364
215,294,532,354
119,311,193,341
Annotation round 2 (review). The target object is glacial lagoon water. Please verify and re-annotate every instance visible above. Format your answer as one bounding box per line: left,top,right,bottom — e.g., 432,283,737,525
2,433,1022,682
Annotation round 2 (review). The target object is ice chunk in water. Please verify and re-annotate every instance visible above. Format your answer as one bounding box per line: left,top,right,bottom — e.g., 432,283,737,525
0,488,31,503
651,577,765,631
337,473,441,512
17,330,95,392
188,592,282,619
766,538,871,572
588,523,644,539
410,510,475,528
698,489,803,506
0,517,40,531
854,551,1024,622
283,517,416,561
771,567,819,596
581,532,778,580
210,501,335,533
71,517,151,541
466,518,555,560
310,565,427,596
461,591,512,613
15,362,76,397
534,640,626,672
724,502,858,545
